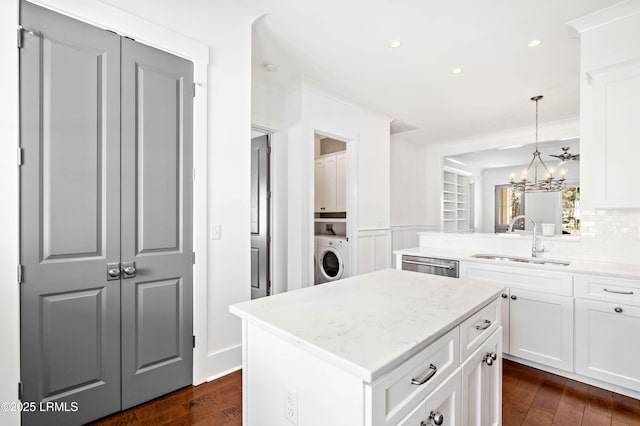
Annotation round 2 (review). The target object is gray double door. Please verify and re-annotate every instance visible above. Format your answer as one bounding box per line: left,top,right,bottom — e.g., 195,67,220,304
20,2,193,425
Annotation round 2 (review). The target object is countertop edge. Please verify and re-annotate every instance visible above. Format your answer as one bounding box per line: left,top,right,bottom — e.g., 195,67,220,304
394,247,640,281
230,286,504,383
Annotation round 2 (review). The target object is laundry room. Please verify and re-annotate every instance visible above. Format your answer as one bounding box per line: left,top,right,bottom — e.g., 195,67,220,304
313,133,350,285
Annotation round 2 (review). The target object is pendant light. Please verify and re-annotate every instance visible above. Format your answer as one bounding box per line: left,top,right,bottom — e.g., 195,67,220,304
510,96,566,193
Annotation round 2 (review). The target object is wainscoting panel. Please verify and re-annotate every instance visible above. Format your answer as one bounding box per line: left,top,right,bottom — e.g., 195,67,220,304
356,229,392,275
390,225,438,266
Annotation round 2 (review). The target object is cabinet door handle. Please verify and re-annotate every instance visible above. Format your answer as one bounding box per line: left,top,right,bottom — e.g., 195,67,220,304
604,288,634,295
615,307,623,313
411,364,437,385
501,293,508,299
475,319,492,330
484,351,498,366
429,410,445,426
511,295,517,300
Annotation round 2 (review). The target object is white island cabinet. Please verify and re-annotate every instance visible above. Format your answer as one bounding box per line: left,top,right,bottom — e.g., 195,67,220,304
230,269,504,426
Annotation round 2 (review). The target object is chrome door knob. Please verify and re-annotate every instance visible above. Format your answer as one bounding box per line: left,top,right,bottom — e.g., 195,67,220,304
429,410,444,425
510,295,517,300
122,261,136,278
501,293,508,299
615,307,623,313
108,267,120,278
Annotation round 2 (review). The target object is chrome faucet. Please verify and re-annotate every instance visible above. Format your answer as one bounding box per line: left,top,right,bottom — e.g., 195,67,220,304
507,215,545,257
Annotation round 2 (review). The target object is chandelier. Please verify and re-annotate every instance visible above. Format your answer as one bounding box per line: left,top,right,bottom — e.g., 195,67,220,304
510,96,566,193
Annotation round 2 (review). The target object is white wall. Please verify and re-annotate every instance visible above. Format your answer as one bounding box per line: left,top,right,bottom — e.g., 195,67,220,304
253,80,392,290
390,135,428,226
0,0,20,423
0,1,259,410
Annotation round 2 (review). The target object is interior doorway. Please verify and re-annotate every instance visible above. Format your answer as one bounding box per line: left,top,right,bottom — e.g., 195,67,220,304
251,130,271,299
313,133,350,285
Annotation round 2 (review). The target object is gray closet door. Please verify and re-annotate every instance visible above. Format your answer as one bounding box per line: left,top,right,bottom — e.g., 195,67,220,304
250,135,270,299
20,2,122,425
120,37,194,409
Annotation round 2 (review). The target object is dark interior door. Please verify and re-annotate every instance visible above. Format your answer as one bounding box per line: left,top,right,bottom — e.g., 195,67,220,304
20,2,194,423
250,135,269,299
19,2,122,425
120,37,194,409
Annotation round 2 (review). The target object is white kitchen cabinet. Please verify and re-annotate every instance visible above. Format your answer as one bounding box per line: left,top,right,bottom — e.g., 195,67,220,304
569,3,640,209
399,368,463,426
574,273,640,392
460,262,574,372
314,158,324,212
500,291,510,354
461,328,502,426
509,288,573,372
336,152,347,211
231,269,504,426
575,299,640,391
314,152,346,213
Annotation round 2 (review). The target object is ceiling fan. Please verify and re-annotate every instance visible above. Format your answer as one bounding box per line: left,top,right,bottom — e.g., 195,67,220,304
549,146,580,165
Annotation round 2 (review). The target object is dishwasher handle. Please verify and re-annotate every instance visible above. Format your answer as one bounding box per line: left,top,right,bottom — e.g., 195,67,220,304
402,260,455,270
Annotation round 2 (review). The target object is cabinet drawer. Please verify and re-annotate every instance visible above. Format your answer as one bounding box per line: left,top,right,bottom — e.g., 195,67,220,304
575,274,640,307
370,328,459,425
460,299,500,361
398,368,463,426
462,262,573,296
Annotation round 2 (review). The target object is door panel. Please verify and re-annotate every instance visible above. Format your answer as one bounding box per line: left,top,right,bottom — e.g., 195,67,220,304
135,279,183,370
251,135,269,299
20,2,121,425
120,37,193,409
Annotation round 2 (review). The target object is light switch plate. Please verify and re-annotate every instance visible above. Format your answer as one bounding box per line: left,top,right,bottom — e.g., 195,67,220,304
210,224,221,240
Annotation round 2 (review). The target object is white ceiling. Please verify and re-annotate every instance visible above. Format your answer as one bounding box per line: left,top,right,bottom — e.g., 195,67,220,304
248,0,621,145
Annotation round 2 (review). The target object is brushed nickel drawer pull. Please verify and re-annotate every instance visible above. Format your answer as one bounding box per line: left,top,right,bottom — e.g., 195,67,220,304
475,319,492,330
411,364,437,385
604,288,634,295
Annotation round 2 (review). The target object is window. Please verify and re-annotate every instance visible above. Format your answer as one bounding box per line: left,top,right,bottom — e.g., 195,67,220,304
561,186,580,234
495,185,524,233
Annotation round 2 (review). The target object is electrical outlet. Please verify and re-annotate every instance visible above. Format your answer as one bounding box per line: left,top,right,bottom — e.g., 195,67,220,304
210,224,221,240
284,386,298,424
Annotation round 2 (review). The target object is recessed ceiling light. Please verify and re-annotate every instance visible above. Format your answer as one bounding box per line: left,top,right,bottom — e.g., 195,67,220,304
528,39,542,47
451,68,463,74
389,40,402,48
263,63,277,72
498,144,524,150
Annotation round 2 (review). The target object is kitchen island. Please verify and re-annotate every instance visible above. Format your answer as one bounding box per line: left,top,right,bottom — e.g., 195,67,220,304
230,268,505,426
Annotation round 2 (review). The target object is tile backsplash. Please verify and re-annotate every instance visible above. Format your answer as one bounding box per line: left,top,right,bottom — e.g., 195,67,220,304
576,209,640,264
580,209,640,241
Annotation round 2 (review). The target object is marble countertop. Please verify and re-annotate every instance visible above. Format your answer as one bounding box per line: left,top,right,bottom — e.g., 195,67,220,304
230,268,504,383
394,246,640,280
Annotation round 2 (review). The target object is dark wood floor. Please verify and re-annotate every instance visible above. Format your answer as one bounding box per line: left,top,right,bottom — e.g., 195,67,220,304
92,360,640,425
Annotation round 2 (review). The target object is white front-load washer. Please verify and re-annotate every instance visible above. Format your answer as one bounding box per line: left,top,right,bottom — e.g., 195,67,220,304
316,235,350,284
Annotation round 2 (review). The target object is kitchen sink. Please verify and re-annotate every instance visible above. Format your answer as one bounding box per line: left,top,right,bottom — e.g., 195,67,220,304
471,254,571,266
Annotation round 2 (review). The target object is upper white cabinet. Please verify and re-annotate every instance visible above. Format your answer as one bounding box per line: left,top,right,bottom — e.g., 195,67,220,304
569,4,640,209
315,152,347,213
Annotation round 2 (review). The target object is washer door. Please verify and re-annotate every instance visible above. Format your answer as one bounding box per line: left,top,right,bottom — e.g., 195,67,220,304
319,247,344,281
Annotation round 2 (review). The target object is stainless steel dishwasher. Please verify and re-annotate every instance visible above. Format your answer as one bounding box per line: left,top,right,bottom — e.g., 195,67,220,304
401,255,459,278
